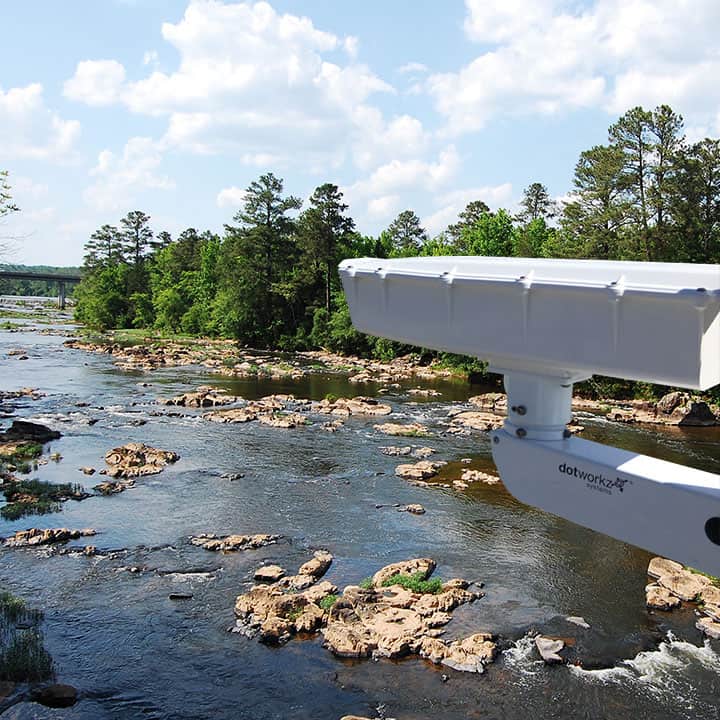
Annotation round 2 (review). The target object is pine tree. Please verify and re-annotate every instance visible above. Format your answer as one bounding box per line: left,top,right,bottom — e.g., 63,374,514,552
518,183,556,223
83,225,124,269
386,210,427,253
120,211,153,266
297,183,355,313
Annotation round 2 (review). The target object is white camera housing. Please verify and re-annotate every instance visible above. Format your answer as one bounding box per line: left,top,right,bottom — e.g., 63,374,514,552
339,256,720,575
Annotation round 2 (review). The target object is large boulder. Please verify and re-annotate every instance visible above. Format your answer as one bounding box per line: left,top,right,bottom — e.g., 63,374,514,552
420,633,496,673
104,443,179,479
190,533,279,552
160,386,237,408
0,420,61,443
696,617,720,639
371,558,436,588
657,571,710,602
606,393,717,426
374,422,429,437
3,528,96,548
394,460,446,481
645,583,681,610
316,397,392,417
298,551,333,579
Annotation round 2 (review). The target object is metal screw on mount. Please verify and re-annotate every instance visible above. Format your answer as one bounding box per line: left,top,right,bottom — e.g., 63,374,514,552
515,428,527,438
515,405,527,416
563,429,572,439
492,435,499,445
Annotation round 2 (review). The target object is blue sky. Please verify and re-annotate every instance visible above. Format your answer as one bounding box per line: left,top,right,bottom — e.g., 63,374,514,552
2,0,719,266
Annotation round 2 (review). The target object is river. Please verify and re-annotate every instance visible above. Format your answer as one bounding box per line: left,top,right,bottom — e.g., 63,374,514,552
1,296,719,719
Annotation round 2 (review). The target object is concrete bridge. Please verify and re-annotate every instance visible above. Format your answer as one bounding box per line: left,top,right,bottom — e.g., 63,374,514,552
0,270,83,309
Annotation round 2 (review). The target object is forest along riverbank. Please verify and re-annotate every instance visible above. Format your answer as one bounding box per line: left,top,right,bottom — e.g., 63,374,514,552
1,297,720,720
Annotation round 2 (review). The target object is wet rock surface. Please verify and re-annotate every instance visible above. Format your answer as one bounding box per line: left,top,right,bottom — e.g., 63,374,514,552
315,397,392,417
374,422,430,437
189,533,280,552
233,555,492,671
160,386,238,408
0,420,61,444
394,460,447,481
2,527,96,548
645,557,720,637
103,442,179,480
604,392,718,426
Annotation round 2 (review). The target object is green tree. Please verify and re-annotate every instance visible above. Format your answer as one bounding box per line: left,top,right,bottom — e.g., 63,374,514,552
151,230,173,253
218,174,302,345
647,105,684,260
120,211,153,266
74,264,131,329
668,138,720,263
83,225,123,270
515,218,556,257
297,183,355,313
0,171,19,220
560,144,628,258
386,210,427,253
1,170,20,255
447,200,490,251
518,182,556,223
459,209,516,256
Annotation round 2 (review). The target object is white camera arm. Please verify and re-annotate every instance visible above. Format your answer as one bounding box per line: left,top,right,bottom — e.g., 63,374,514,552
339,257,720,575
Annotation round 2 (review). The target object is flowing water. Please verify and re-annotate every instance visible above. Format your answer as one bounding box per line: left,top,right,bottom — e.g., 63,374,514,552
0,297,719,719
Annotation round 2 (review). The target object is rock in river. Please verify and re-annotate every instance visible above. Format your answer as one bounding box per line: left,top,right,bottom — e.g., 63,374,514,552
0,420,61,443
316,396,392,417
645,583,681,610
298,550,333,579
535,636,565,664
104,442,179,479
233,555,492,671
3,528,96,548
254,565,286,583
394,460,446,481
190,533,280,552
375,422,429,437
160,386,237,407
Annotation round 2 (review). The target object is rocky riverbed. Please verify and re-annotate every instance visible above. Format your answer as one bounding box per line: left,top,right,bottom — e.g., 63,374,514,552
1,298,720,719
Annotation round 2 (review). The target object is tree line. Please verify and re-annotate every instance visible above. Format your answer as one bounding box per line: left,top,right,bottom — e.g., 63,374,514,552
57,105,720,364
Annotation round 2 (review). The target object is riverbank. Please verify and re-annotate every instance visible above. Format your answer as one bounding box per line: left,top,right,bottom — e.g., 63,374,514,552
1,297,720,719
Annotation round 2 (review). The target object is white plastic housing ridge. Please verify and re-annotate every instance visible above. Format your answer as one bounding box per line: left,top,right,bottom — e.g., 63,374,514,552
491,430,720,575
338,256,720,389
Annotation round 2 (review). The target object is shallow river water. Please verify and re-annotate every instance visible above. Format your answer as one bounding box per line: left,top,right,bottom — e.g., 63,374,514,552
1,298,719,719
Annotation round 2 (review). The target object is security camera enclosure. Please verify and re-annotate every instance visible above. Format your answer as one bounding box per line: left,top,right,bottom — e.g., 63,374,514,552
339,257,720,390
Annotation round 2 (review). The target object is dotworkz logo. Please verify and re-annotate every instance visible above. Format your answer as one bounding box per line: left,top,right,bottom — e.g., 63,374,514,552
558,462,630,496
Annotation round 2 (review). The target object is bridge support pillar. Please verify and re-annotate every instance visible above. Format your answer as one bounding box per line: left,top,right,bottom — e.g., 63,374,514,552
58,281,66,310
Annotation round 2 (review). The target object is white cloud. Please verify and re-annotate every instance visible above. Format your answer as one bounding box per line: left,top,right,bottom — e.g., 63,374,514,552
143,50,159,66
350,107,429,170
63,0,399,169
63,60,126,106
0,83,80,160
398,62,428,75
422,184,514,235
84,137,175,212
367,194,401,218
11,176,49,200
216,186,247,208
343,36,359,59
429,0,720,134
344,146,461,225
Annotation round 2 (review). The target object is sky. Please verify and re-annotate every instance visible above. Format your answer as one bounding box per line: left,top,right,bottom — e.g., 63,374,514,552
1,0,719,266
